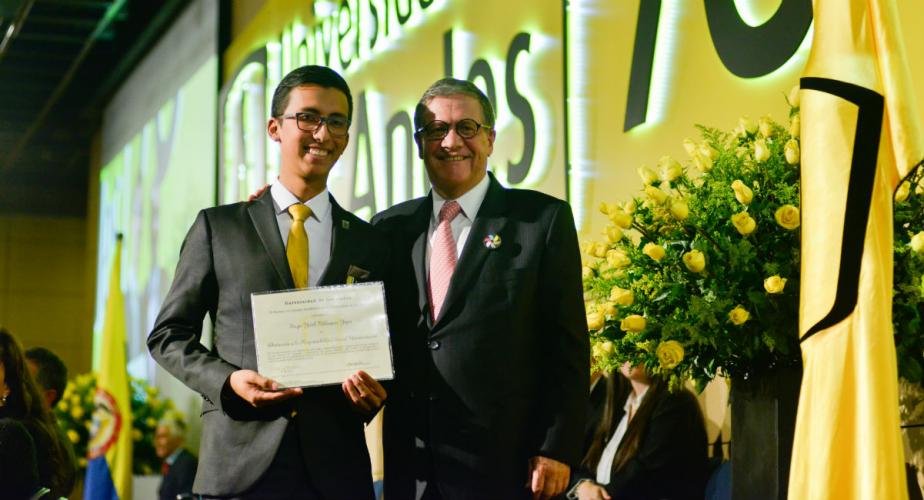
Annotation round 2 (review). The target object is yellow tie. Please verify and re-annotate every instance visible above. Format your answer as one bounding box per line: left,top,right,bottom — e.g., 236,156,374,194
287,204,312,288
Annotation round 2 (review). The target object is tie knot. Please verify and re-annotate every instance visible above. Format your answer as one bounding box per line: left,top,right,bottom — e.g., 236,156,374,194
439,200,462,223
288,204,312,222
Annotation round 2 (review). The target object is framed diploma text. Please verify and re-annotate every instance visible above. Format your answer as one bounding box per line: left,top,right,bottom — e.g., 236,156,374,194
250,282,394,388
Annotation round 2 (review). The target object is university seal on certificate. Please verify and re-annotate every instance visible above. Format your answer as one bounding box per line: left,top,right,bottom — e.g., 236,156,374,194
250,282,394,388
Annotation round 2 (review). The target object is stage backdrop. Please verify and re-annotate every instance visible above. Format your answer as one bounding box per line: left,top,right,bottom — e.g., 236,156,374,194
218,0,924,454
221,0,566,220
93,0,217,433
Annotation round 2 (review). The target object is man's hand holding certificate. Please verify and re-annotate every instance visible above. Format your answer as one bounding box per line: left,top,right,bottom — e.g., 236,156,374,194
250,282,394,389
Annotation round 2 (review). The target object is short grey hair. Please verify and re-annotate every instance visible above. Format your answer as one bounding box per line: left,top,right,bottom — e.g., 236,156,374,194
157,416,186,438
413,77,495,131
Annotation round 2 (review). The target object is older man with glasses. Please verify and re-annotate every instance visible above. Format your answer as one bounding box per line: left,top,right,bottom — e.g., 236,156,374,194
373,78,589,500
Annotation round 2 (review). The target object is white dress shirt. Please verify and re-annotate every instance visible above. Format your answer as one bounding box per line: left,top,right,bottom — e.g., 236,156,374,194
270,181,332,287
426,173,491,274
596,387,649,484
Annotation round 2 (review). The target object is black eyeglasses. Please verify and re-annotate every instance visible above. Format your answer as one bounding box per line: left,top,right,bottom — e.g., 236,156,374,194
415,119,491,141
279,111,351,137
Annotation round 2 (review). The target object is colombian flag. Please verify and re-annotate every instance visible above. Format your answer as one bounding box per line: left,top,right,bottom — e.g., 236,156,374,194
789,0,924,498
85,235,133,499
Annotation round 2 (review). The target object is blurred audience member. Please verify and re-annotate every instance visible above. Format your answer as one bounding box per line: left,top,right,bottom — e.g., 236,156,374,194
155,416,197,500
25,347,67,409
0,328,75,497
0,418,46,499
566,364,708,500
24,345,77,494
583,371,610,455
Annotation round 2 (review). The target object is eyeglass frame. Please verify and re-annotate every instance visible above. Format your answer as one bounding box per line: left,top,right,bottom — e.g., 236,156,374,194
278,111,351,137
414,118,493,141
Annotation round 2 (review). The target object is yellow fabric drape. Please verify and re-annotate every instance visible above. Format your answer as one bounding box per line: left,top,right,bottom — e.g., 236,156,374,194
790,1,924,499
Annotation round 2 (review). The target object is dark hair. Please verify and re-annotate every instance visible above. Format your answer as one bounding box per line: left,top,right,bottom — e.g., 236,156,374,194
581,371,688,473
0,418,40,498
25,347,67,407
270,65,353,120
581,371,632,470
0,328,72,495
413,77,496,131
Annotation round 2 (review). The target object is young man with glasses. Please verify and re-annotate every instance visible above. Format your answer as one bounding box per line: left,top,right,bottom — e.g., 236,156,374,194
149,65,387,500
373,78,589,500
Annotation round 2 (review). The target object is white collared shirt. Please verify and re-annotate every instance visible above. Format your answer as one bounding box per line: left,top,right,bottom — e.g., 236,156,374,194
166,448,183,466
271,181,332,287
596,387,649,484
426,173,491,274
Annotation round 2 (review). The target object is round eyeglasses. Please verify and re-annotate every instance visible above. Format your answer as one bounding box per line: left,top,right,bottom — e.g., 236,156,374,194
415,118,491,141
279,111,351,137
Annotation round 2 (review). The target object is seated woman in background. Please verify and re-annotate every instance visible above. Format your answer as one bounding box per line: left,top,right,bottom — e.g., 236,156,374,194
567,363,709,500
0,328,75,498
0,418,48,499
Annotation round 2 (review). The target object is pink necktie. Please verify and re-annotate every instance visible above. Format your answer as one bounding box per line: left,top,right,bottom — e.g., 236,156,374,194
429,200,463,321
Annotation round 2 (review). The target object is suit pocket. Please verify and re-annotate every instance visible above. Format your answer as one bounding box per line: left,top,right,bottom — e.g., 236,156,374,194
201,397,218,417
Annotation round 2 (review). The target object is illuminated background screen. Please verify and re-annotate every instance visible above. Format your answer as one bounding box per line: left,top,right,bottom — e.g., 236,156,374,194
93,0,217,403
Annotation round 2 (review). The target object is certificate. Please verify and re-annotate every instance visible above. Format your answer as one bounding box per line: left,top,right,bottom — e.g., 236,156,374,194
250,282,394,388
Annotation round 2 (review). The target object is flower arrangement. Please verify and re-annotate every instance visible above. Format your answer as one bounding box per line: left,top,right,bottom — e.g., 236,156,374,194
894,166,924,383
582,92,802,390
54,373,185,475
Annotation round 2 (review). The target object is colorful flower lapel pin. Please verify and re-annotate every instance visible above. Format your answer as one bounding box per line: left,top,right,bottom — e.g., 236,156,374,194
483,234,502,250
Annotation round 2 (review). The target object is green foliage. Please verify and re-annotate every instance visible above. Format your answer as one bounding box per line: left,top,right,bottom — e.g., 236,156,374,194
894,166,924,383
584,111,802,390
53,373,185,475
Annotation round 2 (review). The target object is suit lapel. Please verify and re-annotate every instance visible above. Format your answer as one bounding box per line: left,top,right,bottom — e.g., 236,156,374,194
433,175,507,328
318,195,354,286
248,190,294,289
408,197,433,326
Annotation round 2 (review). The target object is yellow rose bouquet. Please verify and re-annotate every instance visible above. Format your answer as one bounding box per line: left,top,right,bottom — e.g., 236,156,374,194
893,166,924,383
53,374,184,475
584,98,802,390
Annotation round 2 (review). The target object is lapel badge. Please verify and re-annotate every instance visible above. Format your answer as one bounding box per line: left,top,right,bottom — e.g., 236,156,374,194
346,264,371,285
341,220,350,229
483,234,502,250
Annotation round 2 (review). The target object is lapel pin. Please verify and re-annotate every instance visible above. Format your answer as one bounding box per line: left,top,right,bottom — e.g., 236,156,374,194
342,220,350,229
483,234,502,250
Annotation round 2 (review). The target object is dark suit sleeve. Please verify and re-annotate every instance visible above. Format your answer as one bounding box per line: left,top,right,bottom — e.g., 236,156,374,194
174,450,198,493
148,210,238,409
536,202,590,465
604,394,707,498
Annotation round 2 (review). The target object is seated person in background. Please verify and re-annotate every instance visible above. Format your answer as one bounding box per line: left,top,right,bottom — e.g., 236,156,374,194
0,418,45,500
567,363,709,500
0,328,74,498
155,416,198,500
24,346,77,493
24,347,67,409
584,371,610,455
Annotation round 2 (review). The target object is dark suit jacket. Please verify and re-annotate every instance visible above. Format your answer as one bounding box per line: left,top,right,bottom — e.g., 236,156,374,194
373,174,589,500
159,449,197,500
572,389,709,500
148,190,388,498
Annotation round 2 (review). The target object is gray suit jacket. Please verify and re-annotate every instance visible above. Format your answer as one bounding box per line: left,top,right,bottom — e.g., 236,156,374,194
148,190,388,498
373,174,589,499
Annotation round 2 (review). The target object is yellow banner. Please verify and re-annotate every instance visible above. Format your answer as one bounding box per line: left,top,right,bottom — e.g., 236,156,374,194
790,0,924,497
